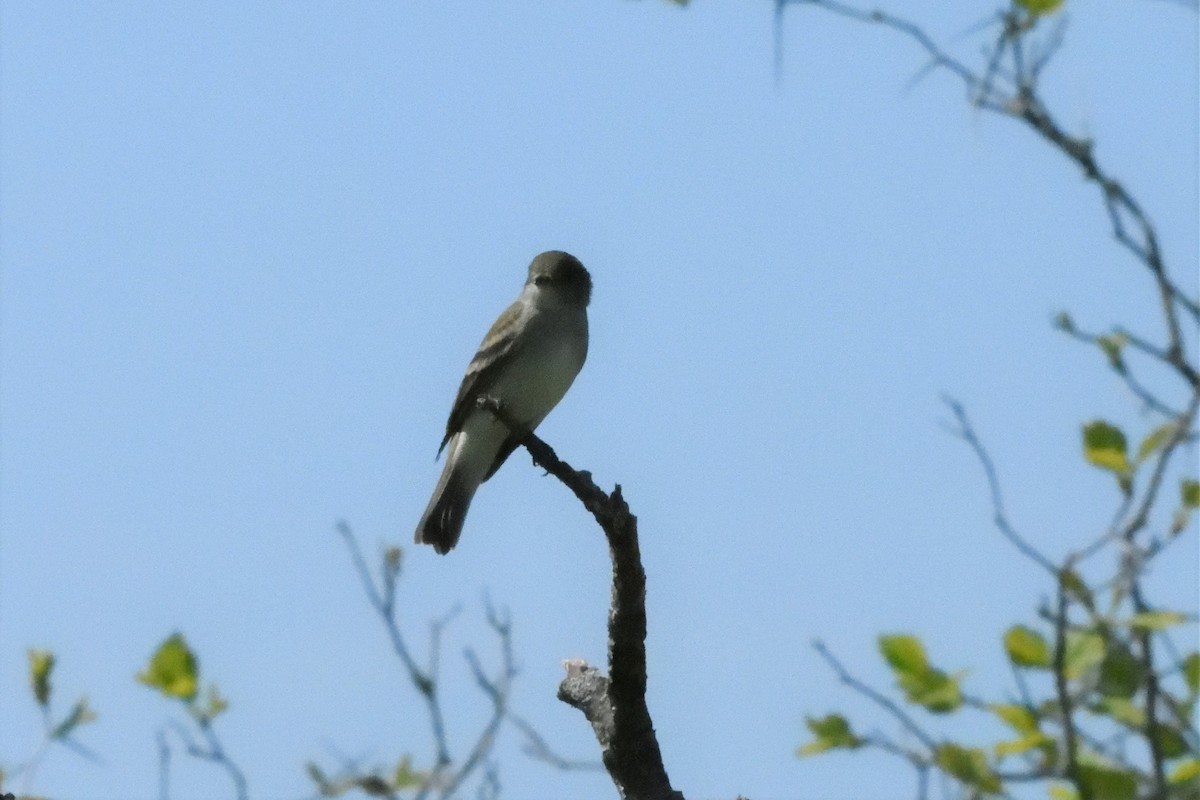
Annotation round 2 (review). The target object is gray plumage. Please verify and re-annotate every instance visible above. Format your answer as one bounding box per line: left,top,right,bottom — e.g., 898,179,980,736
415,251,591,554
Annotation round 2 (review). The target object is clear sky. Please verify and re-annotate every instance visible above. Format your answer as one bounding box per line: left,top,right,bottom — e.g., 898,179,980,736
1,1,1196,799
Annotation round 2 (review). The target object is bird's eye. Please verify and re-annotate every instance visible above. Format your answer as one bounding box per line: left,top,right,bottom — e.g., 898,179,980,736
534,275,550,286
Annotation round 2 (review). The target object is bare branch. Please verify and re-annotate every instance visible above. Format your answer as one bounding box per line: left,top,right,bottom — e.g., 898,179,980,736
1132,593,1168,796
812,640,937,754
1051,577,1088,800
508,714,605,772
337,522,453,771
157,730,171,800
441,603,515,799
941,396,1057,575
166,717,247,800
782,0,982,93
783,0,1200,352
1116,394,1200,544
1056,323,1181,417
475,396,683,800
335,523,600,798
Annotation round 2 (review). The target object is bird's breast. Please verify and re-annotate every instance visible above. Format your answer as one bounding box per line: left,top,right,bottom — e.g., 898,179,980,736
486,309,586,427
491,338,584,425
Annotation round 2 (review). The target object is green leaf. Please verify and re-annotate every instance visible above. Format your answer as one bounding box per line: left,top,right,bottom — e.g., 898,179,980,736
1168,777,1200,800
1063,631,1105,680
1060,568,1095,611
1037,698,1061,717
1174,481,1198,535
1018,0,1065,15
1078,763,1137,800
1093,696,1144,728
797,714,863,756
1182,479,1199,509
1136,423,1176,462
1097,644,1142,699
203,685,229,720
1082,421,1131,476
1097,333,1128,374
1170,506,1192,537
1053,311,1075,332
1157,724,1189,759
1183,652,1200,694
879,634,929,676
935,743,1002,794
1048,784,1080,800
879,635,963,712
137,633,199,701
392,755,422,789
990,703,1038,734
1170,759,1200,785
28,649,55,707
306,762,355,796
1004,626,1051,668
991,704,1051,758
1130,610,1187,631
305,762,331,793
50,697,96,739
995,731,1054,757
354,776,392,797
902,668,964,713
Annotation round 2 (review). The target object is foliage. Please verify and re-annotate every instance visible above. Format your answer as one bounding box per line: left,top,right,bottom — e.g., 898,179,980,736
788,1,1200,798
138,633,230,722
138,633,246,800
0,651,97,799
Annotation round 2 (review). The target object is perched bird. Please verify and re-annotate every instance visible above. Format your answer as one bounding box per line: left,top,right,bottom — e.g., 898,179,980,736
415,251,591,554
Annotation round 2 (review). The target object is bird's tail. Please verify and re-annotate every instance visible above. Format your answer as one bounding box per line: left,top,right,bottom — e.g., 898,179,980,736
415,458,475,555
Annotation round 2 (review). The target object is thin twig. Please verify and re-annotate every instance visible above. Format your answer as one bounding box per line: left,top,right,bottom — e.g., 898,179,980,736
508,715,605,772
337,522,453,771
157,729,171,800
1131,585,1167,796
1115,394,1200,544
942,396,1057,574
813,640,937,752
441,602,515,798
1051,577,1088,800
784,0,1199,345
167,717,248,800
1057,325,1180,417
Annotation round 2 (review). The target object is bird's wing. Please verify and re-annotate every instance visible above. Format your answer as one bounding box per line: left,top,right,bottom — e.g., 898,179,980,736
437,299,526,456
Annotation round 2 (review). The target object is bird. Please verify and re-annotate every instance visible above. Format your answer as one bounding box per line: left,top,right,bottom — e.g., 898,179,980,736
415,250,591,554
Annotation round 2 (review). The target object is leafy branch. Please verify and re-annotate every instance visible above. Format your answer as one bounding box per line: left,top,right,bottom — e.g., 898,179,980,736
138,633,246,800
0,650,98,799
778,1,1199,798
779,0,1199,353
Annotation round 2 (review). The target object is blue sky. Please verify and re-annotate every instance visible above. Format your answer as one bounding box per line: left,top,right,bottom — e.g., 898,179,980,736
1,1,1196,799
